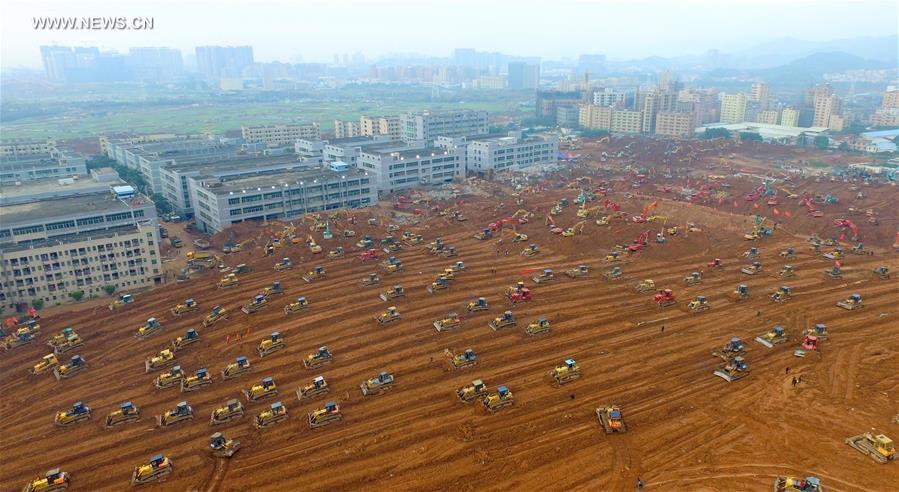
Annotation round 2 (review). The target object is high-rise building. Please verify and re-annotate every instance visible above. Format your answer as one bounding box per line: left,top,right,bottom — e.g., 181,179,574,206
611,110,643,133
334,120,361,139
578,104,613,130
507,62,540,90
40,46,76,81
654,112,695,138
128,47,183,80
810,85,841,128
593,89,626,108
882,89,899,110
780,108,800,127
535,91,583,119
750,82,770,109
556,106,580,128
399,110,489,145
756,110,778,125
195,46,254,79
359,115,402,141
719,93,748,124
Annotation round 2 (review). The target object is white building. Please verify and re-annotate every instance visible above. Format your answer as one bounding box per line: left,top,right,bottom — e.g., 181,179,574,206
400,110,489,145
241,123,321,146
357,146,465,195
1,150,87,183
438,132,559,173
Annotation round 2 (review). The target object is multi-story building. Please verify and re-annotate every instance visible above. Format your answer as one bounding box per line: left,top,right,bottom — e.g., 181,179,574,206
241,123,320,146
0,176,162,309
474,76,505,89
611,110,643,134
654,111,695,138
578,104,613,130
188,167,376,233
334,120,361,139
461,133,559,173
0,139,57,157
1,150,86,183
749,82,770,110
195,45,254,79
556,106,580,128
756,110,778,125
536,90,583,119
720,93,748,124
357,146,464,195
881,88,899,110
780,108,800,127
360,115,402,141
322,136,395,166
507,62,540,90
593,89,626,108
813,89,843,130
400,110,489,145
870,109,899,127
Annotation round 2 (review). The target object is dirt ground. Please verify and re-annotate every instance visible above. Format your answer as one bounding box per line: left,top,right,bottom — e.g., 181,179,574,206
2,139,898,492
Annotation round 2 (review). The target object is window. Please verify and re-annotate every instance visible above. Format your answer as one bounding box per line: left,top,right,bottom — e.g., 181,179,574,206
105,212,132,222
12,225,45,235
46,220,76,231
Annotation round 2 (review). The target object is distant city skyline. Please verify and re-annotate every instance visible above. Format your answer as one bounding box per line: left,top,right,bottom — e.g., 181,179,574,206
2,0,897,68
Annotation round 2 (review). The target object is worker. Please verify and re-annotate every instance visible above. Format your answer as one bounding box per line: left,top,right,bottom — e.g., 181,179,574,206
660,325,665,333
791,376,798,387
636,478,644,491
785,367,790,374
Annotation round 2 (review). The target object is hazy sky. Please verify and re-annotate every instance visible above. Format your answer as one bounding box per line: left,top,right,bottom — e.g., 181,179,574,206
2,0,896,68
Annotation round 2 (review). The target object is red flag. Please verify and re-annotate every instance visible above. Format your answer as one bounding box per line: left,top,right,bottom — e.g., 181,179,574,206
753,202,760,209
772,208,780,216
835,260,842,268
839,234,846,241
784,211,792,218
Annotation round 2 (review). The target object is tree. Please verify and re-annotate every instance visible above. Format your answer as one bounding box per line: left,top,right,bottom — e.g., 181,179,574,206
86,154,116,170
31,299,44,310
796,133,809,147
103,285,117,296
838,142,850,152
580,129,611,138
813,135,830,150
702,128,731,139
151,193,174,216
739,132,762,142
69,291,85,302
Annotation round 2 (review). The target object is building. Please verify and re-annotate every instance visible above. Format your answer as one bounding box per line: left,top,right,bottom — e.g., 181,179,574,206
654,111,695,138
556,106,580,128
0,139,57,157
127,47,183,81
400,110,489,145
1,150,87,183
357,145,464,195
720,93,748,124
827,114,847,132
359,115,402,141
461,133,559,173
611,110,643,134
241,123,320,146
811,85,842,129
635,91,677,134
697,122,828,144
536,90,582,119
195,46,254,79
334,120,361,139
507,62,539,90
0,176,162,310
882,89,899,110
749,82,769,109
188,167,376,233
593,89,626,108
756,110,778,125
869,109,899,127
578,104,613,130
780,108,800,127
322,136,395,166
474,76,505,89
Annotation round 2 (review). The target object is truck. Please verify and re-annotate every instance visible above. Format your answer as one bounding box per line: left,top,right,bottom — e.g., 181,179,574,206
193,239,211,250
170,237,183,248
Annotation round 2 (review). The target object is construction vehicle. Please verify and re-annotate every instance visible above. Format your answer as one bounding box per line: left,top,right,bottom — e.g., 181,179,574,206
51,331,84,355
771,286,792,303
145,349,176,373
210,399,244,425
4,331,34,350
307,235,322,254
244,376,278,402
308,401,342,429
257,332,285,357
404,233,423,246
302,266,326,282
687,296,710,313
712,337,745,361
741,261,762,275
836,293,862,310
654,289,677,307
743,247,760,259
108,293,134,311
46,327,73,349
427,276,451,294
202,306,228,327
274,257,292,271
779,247,795,260
221,357,251,380
713,356,750,382
483,386,514,412
31,353,59,375
241,295,268,314
457,379,488,402
635,279,655,293
328,247,344,259
303,346,333,369
260,281,284,299
604,266,623,281
54,401,92,426
489,311,516,331
707,258,722,268
297,376,330,400
442,245,458,258
210,432,241,458
532,268,555,284
284,297,310,314
773,476,822,491
254,401,289,429
360,249,380,263
779,265,795,278
54,355,86,380
360,371,395,396
562,221,586,237
683,271,702,286
105,401,141,427
171,299,198,316
473,228,492,240
218,273,239,289
793,335,821,357
357,235,374,249
376,306,401,325
525,317,551,336
233,263,250,274
521,243,539,257
440,268,456,281
434,312,462,332
596,215,610,226
381,257,403,273
170,329,200,352
605,250,622,263
467,297,489,312
360,272,380,287
449,261,466,272
447,348,478,369
823,248,843,260
744,216,770,241
135,318,163,339
131,454,173,486
825,264,842,279
158,401,194,427
565,265,589,278
507,285,532,304
154,366,185,389
756,325,788,348
804,323,829,341
181,368,213,392
22,468,70,492
549,359,580,385
873,266,891,280
379,285,405,302
596,405,626,433
731,284,750,301
845,433,895,464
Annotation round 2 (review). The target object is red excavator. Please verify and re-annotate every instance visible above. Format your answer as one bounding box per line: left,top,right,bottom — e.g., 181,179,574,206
833,218,859,241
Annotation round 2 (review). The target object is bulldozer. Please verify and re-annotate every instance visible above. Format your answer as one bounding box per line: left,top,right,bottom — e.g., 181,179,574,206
741,261,762,275
793,335,821,358
241,295,268,314
303,266,326,282
712,337,745,361
297,376,330,400
683,271,702,286
105,401,141,427
360,371,395,396
108,293,134,311
596,215,610,226
210,432,241,458
31,353,59,375
221,357,251,380
687,295,710,313
244,377,278,402
360,272,381,287
713,356,749,382
605,251,622,263
22,468,69,492
54,401,92,426
596,405,627,433
203,306,228,328
449,261,466,272
427,276,450,294
304,346,333,369
171,329,200,351
441,245,458,258
549,359,580,385
804,323,829,341
328,246,344,259
756,325,788,348
446,348,477,369
634,279,655,293
210,399,245,426
131,454,173,486
46,327,75,349
837,293,862,310
260,281,285,299
483,386,514,412
440,267,457,280
379,285,405,302
743,247,760,259
490,311,516,331
779,265,796,278
525,317,551,336
170,298,198,316
532,268,555,284
507,285,532,304
434,312,462,332
4,331,34,350
52,332,84,355
284,297,310,314
376,306,401,325
145,349,176,373
181,368,213,392
604,266,623,281
135,318,163,339
357,234,374,249
521,243,539,257
845,433,895,464
779,247,795,260
54,355,86,380
257,332,285,357
467,297,489,312
381,257,403,273
154,366,186,389
873,266,890,280
274,257,292,271
308,401,342,429
218,273,239,288
730,284,750,301
473,228,492,240
823,248,843,260
655,289,677,308
773,476,822,491
771,286,792,303
157,401,194,427
457,379,488,402
565,265,589,278
707,258,722,269
824,264,842,279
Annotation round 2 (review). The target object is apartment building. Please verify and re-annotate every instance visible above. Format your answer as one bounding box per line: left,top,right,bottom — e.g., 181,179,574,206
579,104,613,130
593,89,626,108
462,133,559,173
188,167,376,233
400,110,489,145
780,108,800,127
360,115,402,141
241,123,321,146
654,112,695,138
1,150,87,183
0,139,57,158
813,92,843,130
720,93,748,124
334,120,361,139
611,110,643,134
357,146,464,195
756,110,778,125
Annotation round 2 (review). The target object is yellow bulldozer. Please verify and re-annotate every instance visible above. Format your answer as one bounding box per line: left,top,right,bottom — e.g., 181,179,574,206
54,401,92,426
284,297,310,315
303,346,333,369
30,353,59,375
773,477,823,492
483,386,514,412
525,317,551,336
203,306,228,327
457,379,488,402
181,368,213,392
157,401,194,427
145,348,176,373
105,401,141,428
257,332,285,357
221,357,251,380
434,312,462,332
254,402,288,429
210,399,245,426
446,348,477,369
375,306,401,325
170,298,198,316
634,279,655,293
548,359,580,385
131,454,173,486
134,318,163,339
22,468,69,492
296,375,330,401
308,401,342,429
846,433,895,464
596,405,627,433
210,432,241,458
154,365,185,389
244,377,279,402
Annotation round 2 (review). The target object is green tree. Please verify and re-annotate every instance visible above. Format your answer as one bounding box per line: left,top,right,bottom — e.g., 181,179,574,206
69,291,85,302
702,128,731,139
31,299,44,310
103,285,117,296
797,133,809,147
813,135,830,150
151,193,174,215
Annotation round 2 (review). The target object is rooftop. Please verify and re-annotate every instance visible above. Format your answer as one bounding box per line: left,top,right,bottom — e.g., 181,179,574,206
2,190,152,226
162,154,306,174
698,123,829,139
0,224,146,253
1,176,126,206
194,167,371,195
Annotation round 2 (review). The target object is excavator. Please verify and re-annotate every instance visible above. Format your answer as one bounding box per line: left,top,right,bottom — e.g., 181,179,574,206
845,433,895,464
307,235,322,254
549,359,580,385
157,401,194,426
631,201,658,223
145,349,176,373
562,220,586,237
257,332,285,357
297,376,330,400
181,368,213,392
525,317,551,336
446,348,478,369
203,306,228,327
773,477,822,491
210,399,244,425
55,401,92,426
457,379,488,402
304,347,333,369
105,401,141,427
210,432,241,458
244,377,278,402
308,401,342,429
154,365,186,389
483,386,514,412
833,218,860,241
254,402,288,429
744,216,770,241
22,468,70,492
360,371,395,396
577,205,601,219
131,454,173,486
434,312,462,332
596,405,626,433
